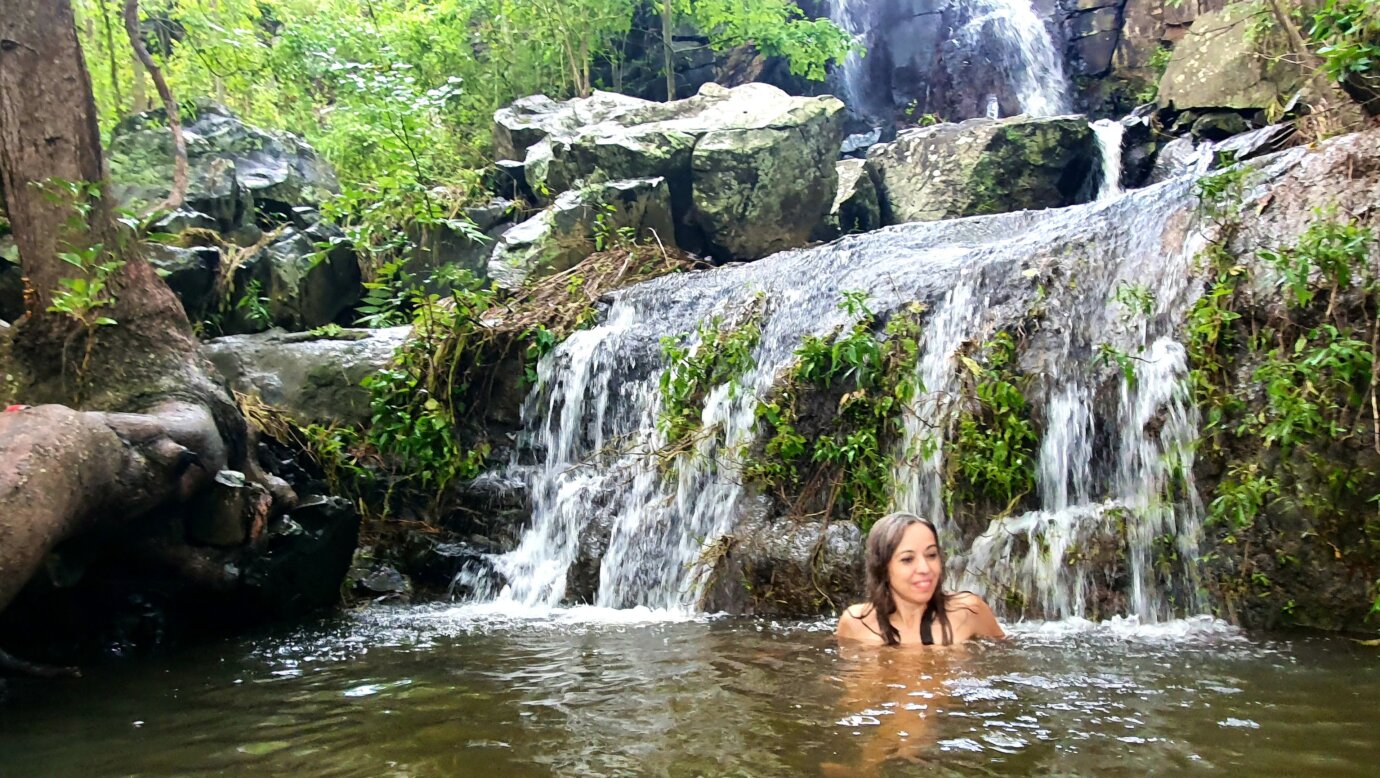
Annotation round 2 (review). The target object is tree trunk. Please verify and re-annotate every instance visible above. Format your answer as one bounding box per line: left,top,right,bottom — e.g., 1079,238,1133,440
0,0,294,673
662,0,675,101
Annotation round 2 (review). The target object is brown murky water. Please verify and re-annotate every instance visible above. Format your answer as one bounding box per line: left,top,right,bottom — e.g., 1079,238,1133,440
2,605,1377,776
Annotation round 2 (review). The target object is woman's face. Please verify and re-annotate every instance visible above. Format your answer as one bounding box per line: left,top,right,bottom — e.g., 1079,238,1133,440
887,522,942,607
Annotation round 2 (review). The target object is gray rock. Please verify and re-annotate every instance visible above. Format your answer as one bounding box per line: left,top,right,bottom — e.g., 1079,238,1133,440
145,243,222,319
1157,3,1305,112
487,177,674,291
866,115,1097,224
203,325,409,425
404,200,516,283
226,223,361,334
817,158,881,240
508,82,845,260
108,100,339,231
1190,111,1252,141
700,496,864,616
689,88,846,259
241,495,361,618
493,92,650,163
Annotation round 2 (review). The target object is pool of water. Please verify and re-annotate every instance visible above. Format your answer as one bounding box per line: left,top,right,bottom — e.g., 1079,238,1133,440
2,605,1377,776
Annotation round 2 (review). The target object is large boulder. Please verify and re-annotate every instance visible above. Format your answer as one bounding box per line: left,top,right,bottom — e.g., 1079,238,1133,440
203,326,409,426
493,92,649,163
502,83,845,260
108,100,339,232
487,177,675,290
866,115,1097,224
1156,2,1304,112
689,91,845,258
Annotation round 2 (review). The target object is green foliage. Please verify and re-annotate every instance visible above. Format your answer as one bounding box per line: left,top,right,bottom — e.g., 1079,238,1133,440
948,331,1038,510
1309,0,1380,82
523,323,559,388
658,307,763,446
1134,44,1174,103
1192,155,1248,223
1207,461,1279,531
235,278,273,328
358,277,496,512
743,293,924,530
1187,192,1380,623
675,0,853,81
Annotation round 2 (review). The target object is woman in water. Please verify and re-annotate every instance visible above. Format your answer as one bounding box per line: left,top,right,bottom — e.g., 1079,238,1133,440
836,512,1005,645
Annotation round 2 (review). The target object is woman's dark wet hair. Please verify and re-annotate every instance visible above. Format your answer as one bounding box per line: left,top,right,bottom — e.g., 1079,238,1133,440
863,512,955,646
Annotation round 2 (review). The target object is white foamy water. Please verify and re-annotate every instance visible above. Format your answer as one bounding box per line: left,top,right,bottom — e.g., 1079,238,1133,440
959,0,1072,117
1093,118,1126,199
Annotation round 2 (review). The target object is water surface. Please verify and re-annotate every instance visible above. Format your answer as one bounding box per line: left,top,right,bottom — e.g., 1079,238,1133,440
2,606,1376,776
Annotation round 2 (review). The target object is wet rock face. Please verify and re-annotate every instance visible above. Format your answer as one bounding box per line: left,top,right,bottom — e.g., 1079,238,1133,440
701,497,864,616
493,82,845,263
203,326,410,426
866,115,1097,224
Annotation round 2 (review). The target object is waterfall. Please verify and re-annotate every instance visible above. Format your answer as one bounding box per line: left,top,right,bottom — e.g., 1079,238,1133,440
829,0,1071,121
830,0,873,117
958,0,1072,117
1093,119,1126,200
486,169,1215,622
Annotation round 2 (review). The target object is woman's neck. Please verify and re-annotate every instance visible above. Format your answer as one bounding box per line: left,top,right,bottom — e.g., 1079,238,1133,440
890,596,928,630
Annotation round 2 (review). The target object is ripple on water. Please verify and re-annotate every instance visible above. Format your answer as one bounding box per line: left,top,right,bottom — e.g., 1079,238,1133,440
1,613,1378,777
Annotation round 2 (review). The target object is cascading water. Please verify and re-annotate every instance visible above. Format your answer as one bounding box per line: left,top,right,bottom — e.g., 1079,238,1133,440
828,0,1071,121
1092,119,1126,200
489,166,1219,622
829,0,876,119
958,0,1072,117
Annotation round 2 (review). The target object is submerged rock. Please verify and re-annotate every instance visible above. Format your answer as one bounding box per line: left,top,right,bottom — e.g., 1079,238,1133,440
866,115,1097,224
203,326,409,425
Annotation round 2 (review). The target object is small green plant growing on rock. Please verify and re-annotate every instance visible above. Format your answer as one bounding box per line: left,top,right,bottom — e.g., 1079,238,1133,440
658,301,764,448
947,331,1038,513
1186,175,1380,627
742,292,923,530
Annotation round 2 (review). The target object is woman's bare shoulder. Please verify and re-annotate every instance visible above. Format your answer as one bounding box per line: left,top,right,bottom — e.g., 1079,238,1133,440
944,591,1005,640
836,603,883,643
